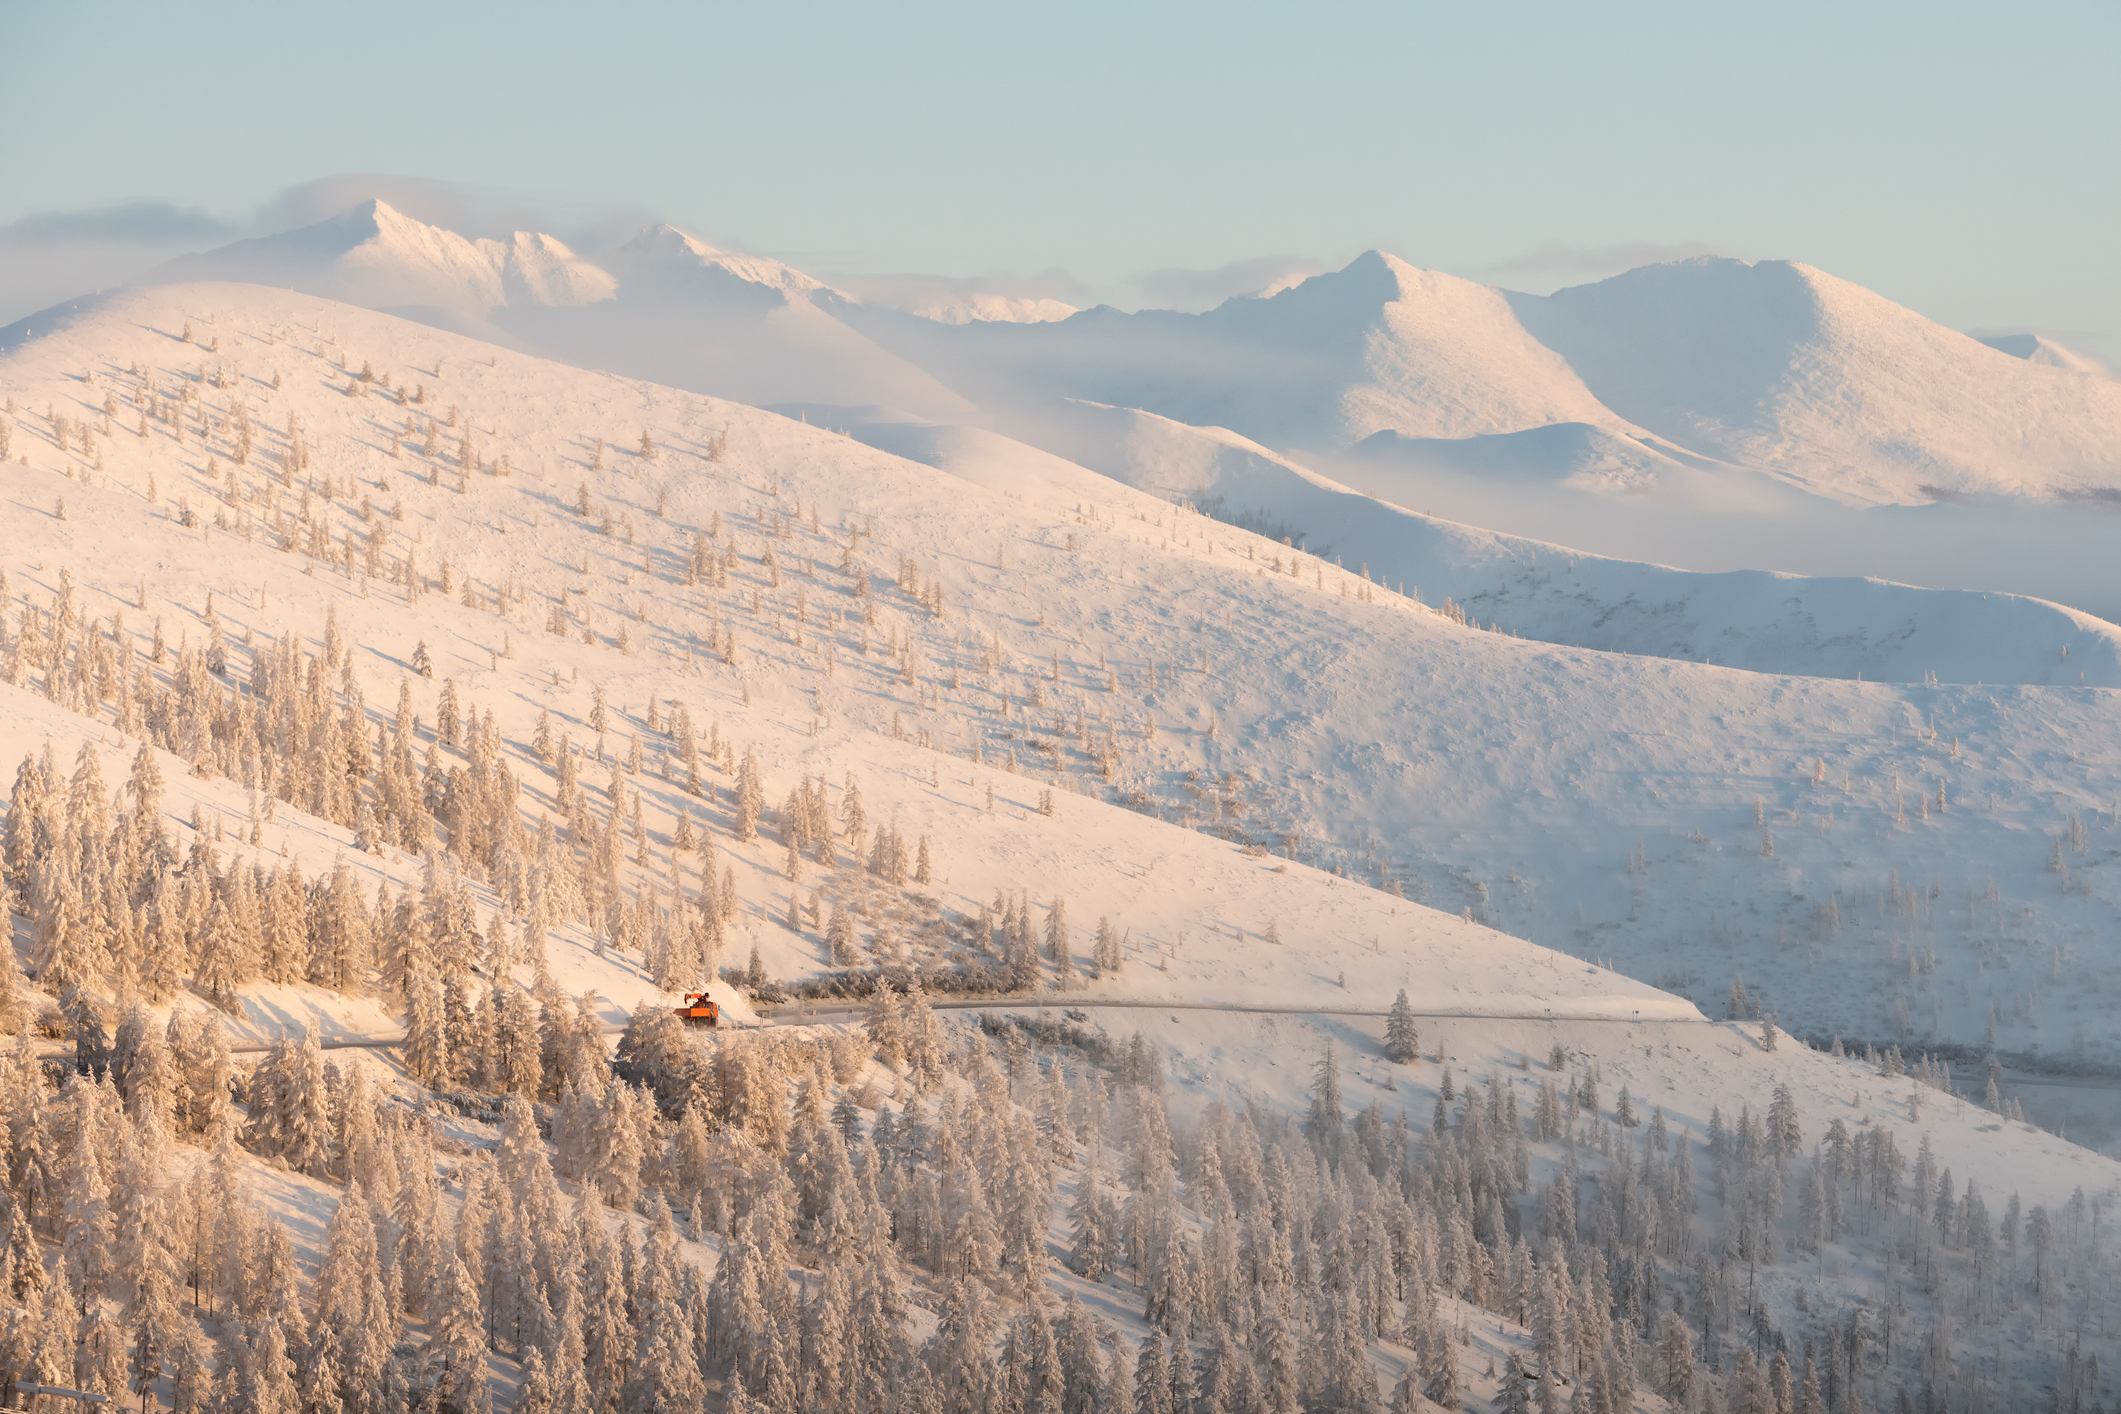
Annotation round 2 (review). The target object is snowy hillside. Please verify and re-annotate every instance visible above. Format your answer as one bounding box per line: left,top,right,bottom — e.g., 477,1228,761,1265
839,250,2121,509
806,397,2121,691
1510,259,2121,505
5,280,2120,1064
0,270,2118,1410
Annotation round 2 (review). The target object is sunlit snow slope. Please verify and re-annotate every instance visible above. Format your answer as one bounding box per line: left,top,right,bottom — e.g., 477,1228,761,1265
4,283,2120,1084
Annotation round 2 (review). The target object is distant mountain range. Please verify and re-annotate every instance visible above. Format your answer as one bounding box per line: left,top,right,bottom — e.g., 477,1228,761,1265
143,199,2121,507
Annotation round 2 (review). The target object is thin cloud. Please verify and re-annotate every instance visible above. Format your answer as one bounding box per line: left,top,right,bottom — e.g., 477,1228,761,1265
1486,239,1732,278
0,203,244,325
0,201,236,244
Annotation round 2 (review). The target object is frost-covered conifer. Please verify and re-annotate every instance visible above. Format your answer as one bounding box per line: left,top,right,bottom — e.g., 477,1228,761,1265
1091,916,1123,977
60,1080,115,1300
1069,1155,1116,1280
243,1025,332,1176
405,970,451,1088
1384,990,1420,1063
1497,1350,1534,1414
866,984,906,1070
119,1148,185,1405
826,902,858,965
423,1251,494,1414
1035,895,1069,968
1303,1045,1344,1154
736,747,764,842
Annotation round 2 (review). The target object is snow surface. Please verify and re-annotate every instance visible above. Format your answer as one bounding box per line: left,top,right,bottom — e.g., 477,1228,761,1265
782,397,2121,691
5,281,2121,1090
1508,259,2121,506
7,265,2121,1410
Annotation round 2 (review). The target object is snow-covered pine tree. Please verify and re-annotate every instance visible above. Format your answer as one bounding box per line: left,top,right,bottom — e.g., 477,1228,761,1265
119,1138,186,1406
826,902,858,965
736,748,763,842
1068,1153,1116,1280
1384,990,1421,1063
866,985,906,1071
1091,916,1123,977
422,1250,494,1414
242,1025,332,1176
1044,896,1070,966
405,970,451,1088
60,1079,116,1301
1303,1045,1344,1156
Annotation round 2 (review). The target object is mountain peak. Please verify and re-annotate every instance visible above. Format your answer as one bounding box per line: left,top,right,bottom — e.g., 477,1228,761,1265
146,198,616,319
357,196,425,236
618,223,834,299
622,221,713,260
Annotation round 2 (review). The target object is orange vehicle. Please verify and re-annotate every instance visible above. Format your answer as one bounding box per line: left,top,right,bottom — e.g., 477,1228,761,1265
674,992,720,1028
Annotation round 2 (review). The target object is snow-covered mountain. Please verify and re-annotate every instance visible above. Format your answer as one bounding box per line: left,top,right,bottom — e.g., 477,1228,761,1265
897,292,1079,325
143,204,2121,516
1509,258,2121,505
842,251,1629,455
862,252,2121,507
148,202,975,419
822,273,1080,326
154,197,617,330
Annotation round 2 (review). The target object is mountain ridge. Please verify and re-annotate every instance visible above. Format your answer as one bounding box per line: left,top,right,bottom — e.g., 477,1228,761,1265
131,201,2121,508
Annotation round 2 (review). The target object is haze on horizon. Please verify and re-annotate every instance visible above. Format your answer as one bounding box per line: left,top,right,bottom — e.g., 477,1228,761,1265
0,0,2115,359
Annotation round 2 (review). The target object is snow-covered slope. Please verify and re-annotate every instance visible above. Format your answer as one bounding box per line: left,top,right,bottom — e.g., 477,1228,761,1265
848,251,1626,454
872,397,2121,689
847,249,2121,509
10,277,2121,1408
1338,422,1713,495
1510,259,2121,505
8,281,2121,1078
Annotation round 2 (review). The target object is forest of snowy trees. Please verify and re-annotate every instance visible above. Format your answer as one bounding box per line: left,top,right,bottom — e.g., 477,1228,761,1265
0,957,2113,1414
0,580,2110,1411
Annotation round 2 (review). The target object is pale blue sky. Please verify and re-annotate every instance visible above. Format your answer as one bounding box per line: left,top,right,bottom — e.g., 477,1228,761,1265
1,1,2114,352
